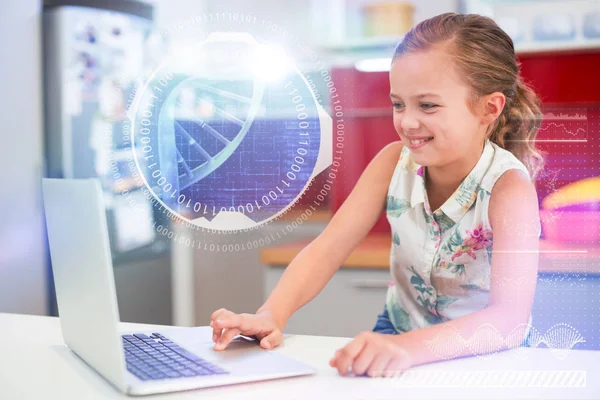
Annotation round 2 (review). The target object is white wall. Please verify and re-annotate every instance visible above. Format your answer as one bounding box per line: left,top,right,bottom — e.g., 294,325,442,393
0,0,48,315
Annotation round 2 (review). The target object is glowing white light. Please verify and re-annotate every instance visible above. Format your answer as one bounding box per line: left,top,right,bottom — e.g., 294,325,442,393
252,44,291,82
168,44,198,73
354,57,393,72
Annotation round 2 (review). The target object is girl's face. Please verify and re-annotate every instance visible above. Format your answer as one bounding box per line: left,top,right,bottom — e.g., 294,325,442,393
389,47,488,167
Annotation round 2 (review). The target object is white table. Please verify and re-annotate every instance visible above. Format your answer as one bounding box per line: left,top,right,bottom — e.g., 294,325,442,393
1,313,599,399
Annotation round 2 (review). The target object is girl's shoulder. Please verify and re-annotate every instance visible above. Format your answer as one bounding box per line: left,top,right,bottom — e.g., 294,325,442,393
479,141,531,195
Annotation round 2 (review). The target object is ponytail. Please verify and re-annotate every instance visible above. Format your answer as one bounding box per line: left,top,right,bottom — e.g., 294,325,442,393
487,77,545,180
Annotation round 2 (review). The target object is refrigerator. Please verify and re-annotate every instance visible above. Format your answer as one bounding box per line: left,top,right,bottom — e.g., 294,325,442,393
42,0,173,324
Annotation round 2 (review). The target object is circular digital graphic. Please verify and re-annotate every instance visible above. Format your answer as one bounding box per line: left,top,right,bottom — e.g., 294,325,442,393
129,32,332,232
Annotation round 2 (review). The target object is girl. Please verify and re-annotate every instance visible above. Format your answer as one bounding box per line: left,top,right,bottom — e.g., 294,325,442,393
210,13,544,378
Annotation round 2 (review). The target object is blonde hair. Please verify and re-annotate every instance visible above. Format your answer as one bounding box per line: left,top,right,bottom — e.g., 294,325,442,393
393,13,544,180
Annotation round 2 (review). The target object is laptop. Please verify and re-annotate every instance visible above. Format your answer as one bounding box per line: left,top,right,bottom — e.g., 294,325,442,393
42,178,315,396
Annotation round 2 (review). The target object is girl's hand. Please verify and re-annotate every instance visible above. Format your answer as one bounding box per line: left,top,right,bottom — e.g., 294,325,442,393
329,331,412,378
210,308,283,351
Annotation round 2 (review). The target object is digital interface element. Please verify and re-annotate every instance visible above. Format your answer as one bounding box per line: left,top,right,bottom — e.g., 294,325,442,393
172,80,264,190
537,109,588,142
130,33,332,231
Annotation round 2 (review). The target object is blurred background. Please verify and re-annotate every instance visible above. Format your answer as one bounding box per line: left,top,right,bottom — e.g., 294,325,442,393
1,0,599,350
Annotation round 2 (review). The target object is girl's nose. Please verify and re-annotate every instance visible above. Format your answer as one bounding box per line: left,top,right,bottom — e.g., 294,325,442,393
399,111,420,131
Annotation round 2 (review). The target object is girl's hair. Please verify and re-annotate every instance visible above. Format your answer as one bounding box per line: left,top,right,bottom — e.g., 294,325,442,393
393,13,544,180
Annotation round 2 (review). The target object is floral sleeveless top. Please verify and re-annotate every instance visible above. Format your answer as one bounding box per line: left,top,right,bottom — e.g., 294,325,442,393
385,139,540,332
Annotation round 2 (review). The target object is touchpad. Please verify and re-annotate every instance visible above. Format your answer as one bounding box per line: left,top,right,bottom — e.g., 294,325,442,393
225,335,259,350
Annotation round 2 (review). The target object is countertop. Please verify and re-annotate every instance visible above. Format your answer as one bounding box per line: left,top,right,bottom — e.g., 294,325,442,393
260,234,600,274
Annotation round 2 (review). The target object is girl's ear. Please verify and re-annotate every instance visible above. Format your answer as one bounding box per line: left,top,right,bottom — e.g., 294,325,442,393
481,92,506,124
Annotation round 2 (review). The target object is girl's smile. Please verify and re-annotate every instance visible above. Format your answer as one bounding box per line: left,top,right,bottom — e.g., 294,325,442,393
406,135,434,150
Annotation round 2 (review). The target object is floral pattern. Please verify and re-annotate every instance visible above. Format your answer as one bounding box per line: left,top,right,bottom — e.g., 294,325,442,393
407,266,443,324
455,176,481,213
386,196,411,218
408,265,459,310
389,302,412,332
436,295,459,312
451,223,493,262
422,208,441,245
393,232,401,246
385,140,536,333
434,212,455,234
479,187,491,201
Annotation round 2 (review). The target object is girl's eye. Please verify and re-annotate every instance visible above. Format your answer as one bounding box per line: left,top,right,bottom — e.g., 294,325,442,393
421,103,438,110
392,102,404,110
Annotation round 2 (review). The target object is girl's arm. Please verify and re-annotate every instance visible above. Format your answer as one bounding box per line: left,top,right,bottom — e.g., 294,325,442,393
257,141,404,329
331,168,541,374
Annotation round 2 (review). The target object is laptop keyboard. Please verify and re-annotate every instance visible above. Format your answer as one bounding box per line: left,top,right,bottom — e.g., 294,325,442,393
122,333,229,381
